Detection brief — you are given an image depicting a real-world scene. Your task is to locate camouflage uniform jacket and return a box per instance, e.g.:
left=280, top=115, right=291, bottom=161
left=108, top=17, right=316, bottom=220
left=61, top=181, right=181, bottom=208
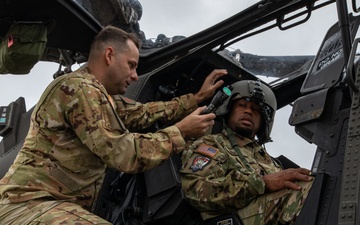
left=180, top=128, right=282, bottom=220
left=0, top=67, right=197, bottom=211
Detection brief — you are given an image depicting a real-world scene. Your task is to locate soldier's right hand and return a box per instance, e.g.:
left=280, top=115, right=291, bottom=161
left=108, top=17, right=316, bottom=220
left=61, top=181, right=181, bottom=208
left=175, top=106, right=216, bottom=140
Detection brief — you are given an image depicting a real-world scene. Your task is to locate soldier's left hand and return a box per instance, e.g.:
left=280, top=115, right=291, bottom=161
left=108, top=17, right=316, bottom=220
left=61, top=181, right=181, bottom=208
left=262, top=168, right=313, bottom=192
left=194, top=69, right=228, bottom=104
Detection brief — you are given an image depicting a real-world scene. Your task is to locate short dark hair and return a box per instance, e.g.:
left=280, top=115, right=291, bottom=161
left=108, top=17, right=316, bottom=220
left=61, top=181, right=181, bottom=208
left=90, top=25, right=140, bottom=54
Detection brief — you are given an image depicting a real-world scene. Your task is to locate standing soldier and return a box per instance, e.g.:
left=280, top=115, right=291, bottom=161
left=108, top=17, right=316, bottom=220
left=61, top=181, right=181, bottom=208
left=0, top=26, right=227, bottom=224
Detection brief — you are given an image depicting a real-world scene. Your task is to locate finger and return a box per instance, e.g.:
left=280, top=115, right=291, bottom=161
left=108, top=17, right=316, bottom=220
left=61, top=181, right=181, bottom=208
left=296, top=168, right=311, bottom=175
left=213, top=79, right=225, bottom=89
left=212, top=70, right=227, bottom=82
left=212, top=69, right=228, bottom=76
left=192, top=106, right=206, bottom=115
left=295, top=173, right=313, bottom=182
left=201, top=112, right=216, bottom=120
left=208, top=113, right=216, bottom=120
left=208, top=119, right=215, bottom=126
left=215, top=69, right=228, bottom=77
left=207, top=69, right=227, bottom=81
left=284, top=168, right=310, bottom=175
left=284, top=181, right=302, bottom=190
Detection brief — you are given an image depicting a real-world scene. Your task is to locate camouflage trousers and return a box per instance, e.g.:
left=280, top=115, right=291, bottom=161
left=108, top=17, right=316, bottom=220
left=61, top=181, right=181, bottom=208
left=0, top=199, right=111, bottom=224
left=238, top=180, right=313, bottom=225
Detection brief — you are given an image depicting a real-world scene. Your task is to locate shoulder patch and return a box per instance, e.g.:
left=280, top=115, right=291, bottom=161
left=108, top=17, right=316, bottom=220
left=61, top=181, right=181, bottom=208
left=112, top=95, right=136, bottom=105
left=190, top=156, right=211, bottom=172
left=121, top=96, right=136, bottom=104
left=195, top=144, right=219, bottom=158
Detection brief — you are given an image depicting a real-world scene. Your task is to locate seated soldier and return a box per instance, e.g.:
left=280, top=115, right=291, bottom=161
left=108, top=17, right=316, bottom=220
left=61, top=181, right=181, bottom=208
left=180, top=80, right=313, bottom=225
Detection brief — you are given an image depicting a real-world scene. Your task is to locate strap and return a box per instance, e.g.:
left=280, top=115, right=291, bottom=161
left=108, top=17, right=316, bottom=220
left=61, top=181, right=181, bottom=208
left=223, top=122, right=254, bottom=172
left=105, top=93, right=127, bottom=131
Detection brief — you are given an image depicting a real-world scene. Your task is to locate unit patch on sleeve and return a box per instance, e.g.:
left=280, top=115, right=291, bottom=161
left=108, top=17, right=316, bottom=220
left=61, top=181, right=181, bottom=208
left=190, top=156, right=211, bottom=172
left=195, top=144, right=219, bottom=158
left=112, top=95, right=136, bottom=105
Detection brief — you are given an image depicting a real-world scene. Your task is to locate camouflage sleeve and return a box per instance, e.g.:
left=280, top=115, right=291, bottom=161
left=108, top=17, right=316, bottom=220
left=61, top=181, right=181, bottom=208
left=180, top=140, right=266, bottom=211
left=66, top=84, right=186, bottom=173
left=112, top=94, right=198, bottom=131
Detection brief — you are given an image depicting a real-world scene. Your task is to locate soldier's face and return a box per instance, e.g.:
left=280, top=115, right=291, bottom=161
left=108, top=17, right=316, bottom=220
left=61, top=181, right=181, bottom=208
left=107, top=40, right=139, bottom=95
left=227, top=98, right=262, bottom=139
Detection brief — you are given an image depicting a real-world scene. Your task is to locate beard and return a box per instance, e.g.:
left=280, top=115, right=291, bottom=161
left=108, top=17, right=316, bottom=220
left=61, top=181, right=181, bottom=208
left=234, top=126, right=254, bottom=139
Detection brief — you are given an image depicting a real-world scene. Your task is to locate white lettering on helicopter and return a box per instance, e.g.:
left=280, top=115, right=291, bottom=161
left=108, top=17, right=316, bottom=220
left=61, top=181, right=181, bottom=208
left=317, top=48, right=343, bottom=70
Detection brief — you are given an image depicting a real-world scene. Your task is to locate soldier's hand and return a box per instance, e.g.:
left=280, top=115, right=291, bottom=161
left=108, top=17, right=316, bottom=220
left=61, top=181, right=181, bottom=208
left=262, top=168, right=313, bottom=192
left=175, top=106, right=216, bottom=139
left=194, top=69, right=228, bottom=104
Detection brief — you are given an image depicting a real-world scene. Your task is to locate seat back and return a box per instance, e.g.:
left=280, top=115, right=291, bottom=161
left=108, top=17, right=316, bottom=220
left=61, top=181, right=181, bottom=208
left=142, top=153, right=202, bottom=225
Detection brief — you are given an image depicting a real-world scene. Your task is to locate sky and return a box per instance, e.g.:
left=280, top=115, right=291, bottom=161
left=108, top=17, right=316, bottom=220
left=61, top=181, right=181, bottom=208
left=0, top=0, right=356, bottom=168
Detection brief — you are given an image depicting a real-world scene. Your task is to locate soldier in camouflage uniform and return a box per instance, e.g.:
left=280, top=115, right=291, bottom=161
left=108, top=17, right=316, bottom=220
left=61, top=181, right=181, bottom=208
left=180, top=80, right=313, bottom=225
left=0, top=26, right=228, bottom=224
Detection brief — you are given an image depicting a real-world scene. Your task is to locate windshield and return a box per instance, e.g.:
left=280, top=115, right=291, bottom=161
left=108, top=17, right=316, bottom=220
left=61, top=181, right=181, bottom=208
left=139, top=0, right=336, bottom=56
left=0, top=0, right=355, bottom=169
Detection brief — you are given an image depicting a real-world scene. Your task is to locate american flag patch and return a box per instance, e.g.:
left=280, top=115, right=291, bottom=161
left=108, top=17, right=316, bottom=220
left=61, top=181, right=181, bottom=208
left=196, top=144, right=219, bottom=157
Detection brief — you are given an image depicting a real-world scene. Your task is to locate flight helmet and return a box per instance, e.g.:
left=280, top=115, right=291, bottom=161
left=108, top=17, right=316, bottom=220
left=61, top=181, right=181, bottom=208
left=216, top=80, right=277, bottom=144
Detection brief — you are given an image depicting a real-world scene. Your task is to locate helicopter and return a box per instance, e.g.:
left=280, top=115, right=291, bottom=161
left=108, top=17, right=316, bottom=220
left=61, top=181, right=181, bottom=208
left=1, top=0, right=360, bottom=224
